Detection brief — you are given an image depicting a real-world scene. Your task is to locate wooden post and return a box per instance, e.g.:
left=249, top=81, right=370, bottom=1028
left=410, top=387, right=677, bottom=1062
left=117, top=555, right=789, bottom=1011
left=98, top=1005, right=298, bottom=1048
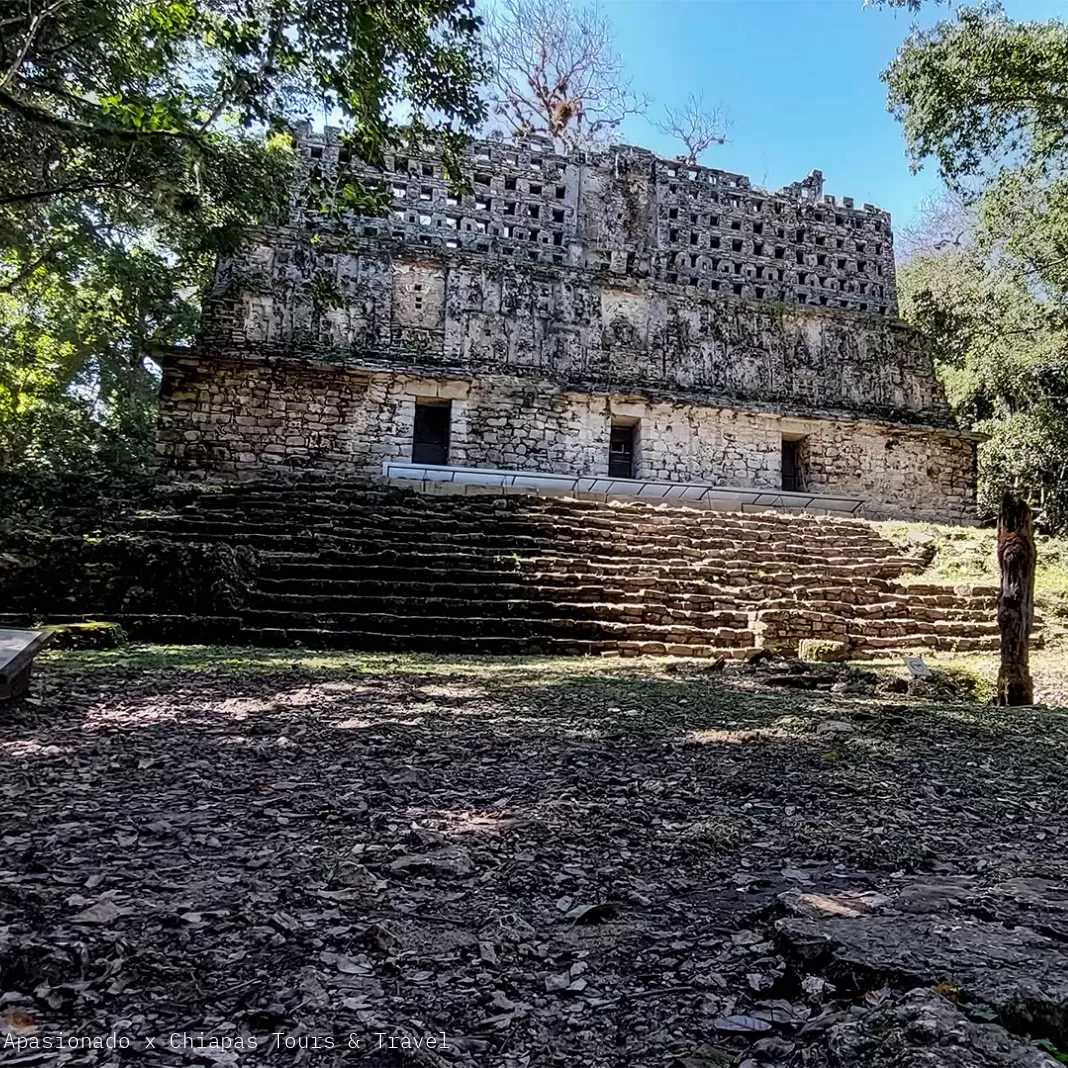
left=996, top=492, right=1036, bottom=706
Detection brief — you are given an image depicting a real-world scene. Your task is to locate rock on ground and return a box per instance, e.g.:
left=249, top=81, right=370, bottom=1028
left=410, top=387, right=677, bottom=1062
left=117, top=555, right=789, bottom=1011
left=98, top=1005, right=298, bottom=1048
left=828, top=989, right=1058, bottom=1067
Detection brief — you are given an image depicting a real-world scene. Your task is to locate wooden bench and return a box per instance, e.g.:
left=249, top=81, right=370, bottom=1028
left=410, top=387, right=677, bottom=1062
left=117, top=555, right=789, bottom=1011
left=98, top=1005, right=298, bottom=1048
left=0, top=628, right=54, bottom=703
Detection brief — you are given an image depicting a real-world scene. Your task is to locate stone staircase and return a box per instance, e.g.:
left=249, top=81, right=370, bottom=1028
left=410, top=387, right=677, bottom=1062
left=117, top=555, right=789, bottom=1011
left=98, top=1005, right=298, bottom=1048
left=110, top=481, right=1014, bottom=659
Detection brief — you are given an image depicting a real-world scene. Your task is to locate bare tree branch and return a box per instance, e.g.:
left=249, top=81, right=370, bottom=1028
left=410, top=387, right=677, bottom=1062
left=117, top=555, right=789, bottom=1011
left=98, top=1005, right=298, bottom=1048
left=655, top=93, right=730, bottom=165
left=899, top=188, right=977, bottom=261
left=482, top=0, right=647, bottom=149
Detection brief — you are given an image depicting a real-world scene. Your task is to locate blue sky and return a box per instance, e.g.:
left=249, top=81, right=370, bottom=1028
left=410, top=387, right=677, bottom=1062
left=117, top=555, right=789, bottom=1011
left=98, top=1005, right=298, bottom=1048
left=603, top=0, right=1062, bottom=232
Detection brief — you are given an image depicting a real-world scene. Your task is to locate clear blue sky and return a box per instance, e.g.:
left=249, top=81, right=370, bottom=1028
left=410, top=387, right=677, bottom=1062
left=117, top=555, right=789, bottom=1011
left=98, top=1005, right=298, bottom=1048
left=603, top=0, right=1062, bottom=233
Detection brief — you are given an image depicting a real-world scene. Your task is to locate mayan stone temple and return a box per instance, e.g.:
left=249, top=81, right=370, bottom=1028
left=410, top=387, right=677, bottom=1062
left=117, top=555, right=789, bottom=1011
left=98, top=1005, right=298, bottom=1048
left=158, top=126, right=976, bottom=522
left=132, top=127, right=1003, bottom=659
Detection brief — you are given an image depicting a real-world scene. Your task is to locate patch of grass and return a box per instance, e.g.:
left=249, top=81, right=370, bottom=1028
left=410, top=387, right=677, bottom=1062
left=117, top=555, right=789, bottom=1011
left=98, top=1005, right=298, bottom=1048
left=922, top=650, right=1068, bottom=709
left=39, top=643, right=1068, bottom=710
left=38, top=643, right=673, bottom=684
left=877, top=520, right=1068, bottom=630
left=45, top=620, right=128, bottom=650
left=878, top=521, right=996, bottom=585
left=1035, top=538, right=1068, bottom=626
left=929, top=664, right=998, bottom=704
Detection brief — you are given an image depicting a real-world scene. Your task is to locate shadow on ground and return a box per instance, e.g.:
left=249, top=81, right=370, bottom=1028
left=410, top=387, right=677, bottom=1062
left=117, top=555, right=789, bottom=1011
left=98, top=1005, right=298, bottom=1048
left=2, top=647, right=1067, bottom=1066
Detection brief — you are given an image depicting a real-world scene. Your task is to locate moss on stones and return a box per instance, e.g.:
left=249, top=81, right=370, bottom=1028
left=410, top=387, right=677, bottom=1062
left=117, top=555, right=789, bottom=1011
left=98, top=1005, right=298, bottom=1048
left=799, top=638, right=852, bottom=662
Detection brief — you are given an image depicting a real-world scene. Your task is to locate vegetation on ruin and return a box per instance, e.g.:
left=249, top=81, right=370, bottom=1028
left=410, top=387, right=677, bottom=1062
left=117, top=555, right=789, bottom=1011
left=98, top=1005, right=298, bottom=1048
left=0, top=0, right=487, bottom=478
left=3, top=532, right=258, bottom=618
left=877, top=520, right=1068, bottom=632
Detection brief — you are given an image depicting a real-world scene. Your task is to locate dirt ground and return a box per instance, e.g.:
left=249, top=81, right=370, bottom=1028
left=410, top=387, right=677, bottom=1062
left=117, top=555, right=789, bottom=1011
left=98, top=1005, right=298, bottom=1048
left=2, top=646, right=1068, bottom=1067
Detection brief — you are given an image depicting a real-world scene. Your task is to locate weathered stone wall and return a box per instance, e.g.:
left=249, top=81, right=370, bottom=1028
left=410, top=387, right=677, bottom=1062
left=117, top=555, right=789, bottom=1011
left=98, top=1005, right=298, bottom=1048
left=159, top=130, right=977, bottom=522
left=158, top=356, right=975, bottom=522
left=300, top=128, right=898, bottom=316
left=200, top=243, right=945, bottom=429
left=190, top=129, right=948, bottom=431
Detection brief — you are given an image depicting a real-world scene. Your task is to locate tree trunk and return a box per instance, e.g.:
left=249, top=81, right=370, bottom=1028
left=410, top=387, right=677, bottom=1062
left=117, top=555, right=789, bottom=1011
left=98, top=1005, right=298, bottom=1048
left=996, top=492, right=1036, bottom=706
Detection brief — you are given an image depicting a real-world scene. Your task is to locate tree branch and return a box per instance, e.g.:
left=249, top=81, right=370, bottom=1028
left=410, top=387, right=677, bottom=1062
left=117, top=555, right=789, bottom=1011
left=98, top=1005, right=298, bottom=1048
left=0, top=86, right=216, bottom=151
left=0, top=0, right=72, bottom=90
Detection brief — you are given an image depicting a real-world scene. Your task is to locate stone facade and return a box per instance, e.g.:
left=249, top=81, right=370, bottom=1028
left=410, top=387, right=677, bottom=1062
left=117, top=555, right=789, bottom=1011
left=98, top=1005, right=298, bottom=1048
left=158, top=127, right=977, bottom=522
left=160, top=359, right=975, bottom=522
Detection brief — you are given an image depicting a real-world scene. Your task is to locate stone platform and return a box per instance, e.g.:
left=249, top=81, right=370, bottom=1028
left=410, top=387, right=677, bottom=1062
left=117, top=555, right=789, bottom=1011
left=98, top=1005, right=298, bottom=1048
left=58, top=480, right=1013, bottom=658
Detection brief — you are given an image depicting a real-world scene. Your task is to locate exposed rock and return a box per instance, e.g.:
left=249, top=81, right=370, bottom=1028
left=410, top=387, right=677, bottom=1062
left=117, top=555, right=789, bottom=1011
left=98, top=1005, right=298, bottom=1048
left=778, top=888, right=889, bottom=920
left=828, top=989, right=1057, bottom=1067
left=777, top=878, right=1068, bottom=1043
left=799, top=639, right=852, bottom=663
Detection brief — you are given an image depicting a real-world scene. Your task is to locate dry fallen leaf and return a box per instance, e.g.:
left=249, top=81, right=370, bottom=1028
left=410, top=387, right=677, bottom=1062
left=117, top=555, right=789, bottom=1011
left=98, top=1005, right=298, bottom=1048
left=70, top=899, right=128, bottom=925
left=711, top=1014, right=773, bottom=1033
left=3, top=1009, right=38, bottom=1034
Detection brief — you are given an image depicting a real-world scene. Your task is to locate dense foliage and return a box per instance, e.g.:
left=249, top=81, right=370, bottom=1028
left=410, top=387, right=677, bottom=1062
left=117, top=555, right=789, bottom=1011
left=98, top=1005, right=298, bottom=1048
left=1, top=0, right=486, bottom=477
left=898, top=199, right=1068, bottom=530
left=881, top=1, right=1068, bottom=531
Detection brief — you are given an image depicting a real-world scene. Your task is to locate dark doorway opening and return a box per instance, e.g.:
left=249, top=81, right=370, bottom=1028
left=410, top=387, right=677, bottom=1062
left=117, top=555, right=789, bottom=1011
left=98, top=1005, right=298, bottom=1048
left=781, top=437, right=804, bottom=491
left=609, top=424, right=636, bottom=479
left=412, top=401, right=451, bottom=465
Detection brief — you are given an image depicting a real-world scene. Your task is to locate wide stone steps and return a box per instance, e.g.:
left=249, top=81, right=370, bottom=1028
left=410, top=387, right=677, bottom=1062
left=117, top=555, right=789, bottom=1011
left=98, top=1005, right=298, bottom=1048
left=246, top=592, right=752, bottom=627
left=147, top=491, right=896, bottom=532
left=149, top=504, right=897, bottom=543
left=243, top=630, right=754, bottom=658
left=148, top=540, right=915, bottom=582
left=140, top=520, right=910, bottom=572
left=846, top=616, right=1004, bottom=637
left=157, top=491, right=884, bottom=527
left=255, top=558, right=997, bottom=607
left=254, top=565, right=901, bottom=603
left=255, top=574, right=742, bottom=604
left=801, top=586, right=998, bottom=610
left=168, top=499, right=856, bottom=539
left=255, top=561, right=991, bottom=611
left=0, top=608, right=752, bottom=657
left=757, top=595, right=998, bottom=618
left=48, top=481, right=1014, bottom=659
left=851, top=633, right=1003, bottom=655
left=249, top=584, right=1003, bottom=630
left=243, top=629, right=607, bottom=655
left=252, top=547, right=912, bottom=582
left=238, top=609, right=757, bottom=647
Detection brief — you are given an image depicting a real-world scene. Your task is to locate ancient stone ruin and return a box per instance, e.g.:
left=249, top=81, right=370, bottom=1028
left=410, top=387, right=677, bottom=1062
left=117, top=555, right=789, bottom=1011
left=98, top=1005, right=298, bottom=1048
left=3, top=130, right=1006, bottom=658
left=158, top=126, right=977, bottom=524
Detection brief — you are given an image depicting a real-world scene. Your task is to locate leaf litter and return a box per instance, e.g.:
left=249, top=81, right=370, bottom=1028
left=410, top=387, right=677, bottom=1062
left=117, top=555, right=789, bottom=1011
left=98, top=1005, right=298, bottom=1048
left=1, top=650, right=1067, bottom=1066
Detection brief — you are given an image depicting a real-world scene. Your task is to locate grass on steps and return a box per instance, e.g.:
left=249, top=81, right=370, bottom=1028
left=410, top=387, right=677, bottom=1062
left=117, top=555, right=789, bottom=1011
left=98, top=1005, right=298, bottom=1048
left=876, top=521, right=1068, bottom=632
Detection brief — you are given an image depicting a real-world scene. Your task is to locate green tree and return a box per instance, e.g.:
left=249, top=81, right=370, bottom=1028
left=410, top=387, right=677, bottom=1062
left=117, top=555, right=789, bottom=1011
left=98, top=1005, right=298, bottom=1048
left=883, top=3, right=1068, bottom=188
left=898, top=197, right=1068, bottom=529
left=877, top=0, right=1068, bottom=530
left=0, top=0, right=486, bottom=475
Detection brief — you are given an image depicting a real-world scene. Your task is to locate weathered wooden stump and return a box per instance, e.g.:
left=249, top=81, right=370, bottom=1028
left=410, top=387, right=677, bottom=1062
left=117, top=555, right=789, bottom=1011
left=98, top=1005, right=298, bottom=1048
left=0, top=628, right=54, bottom=703
left=996, top=493, right=1036, bottom=706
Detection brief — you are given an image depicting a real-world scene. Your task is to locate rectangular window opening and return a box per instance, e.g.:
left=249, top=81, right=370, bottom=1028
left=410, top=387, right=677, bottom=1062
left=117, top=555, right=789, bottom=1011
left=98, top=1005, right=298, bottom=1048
left=412, top=400, right=451, bottom=466
left=609, top=422, right=637, bottom=479
left=781, top=436, right=806, bottom=491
